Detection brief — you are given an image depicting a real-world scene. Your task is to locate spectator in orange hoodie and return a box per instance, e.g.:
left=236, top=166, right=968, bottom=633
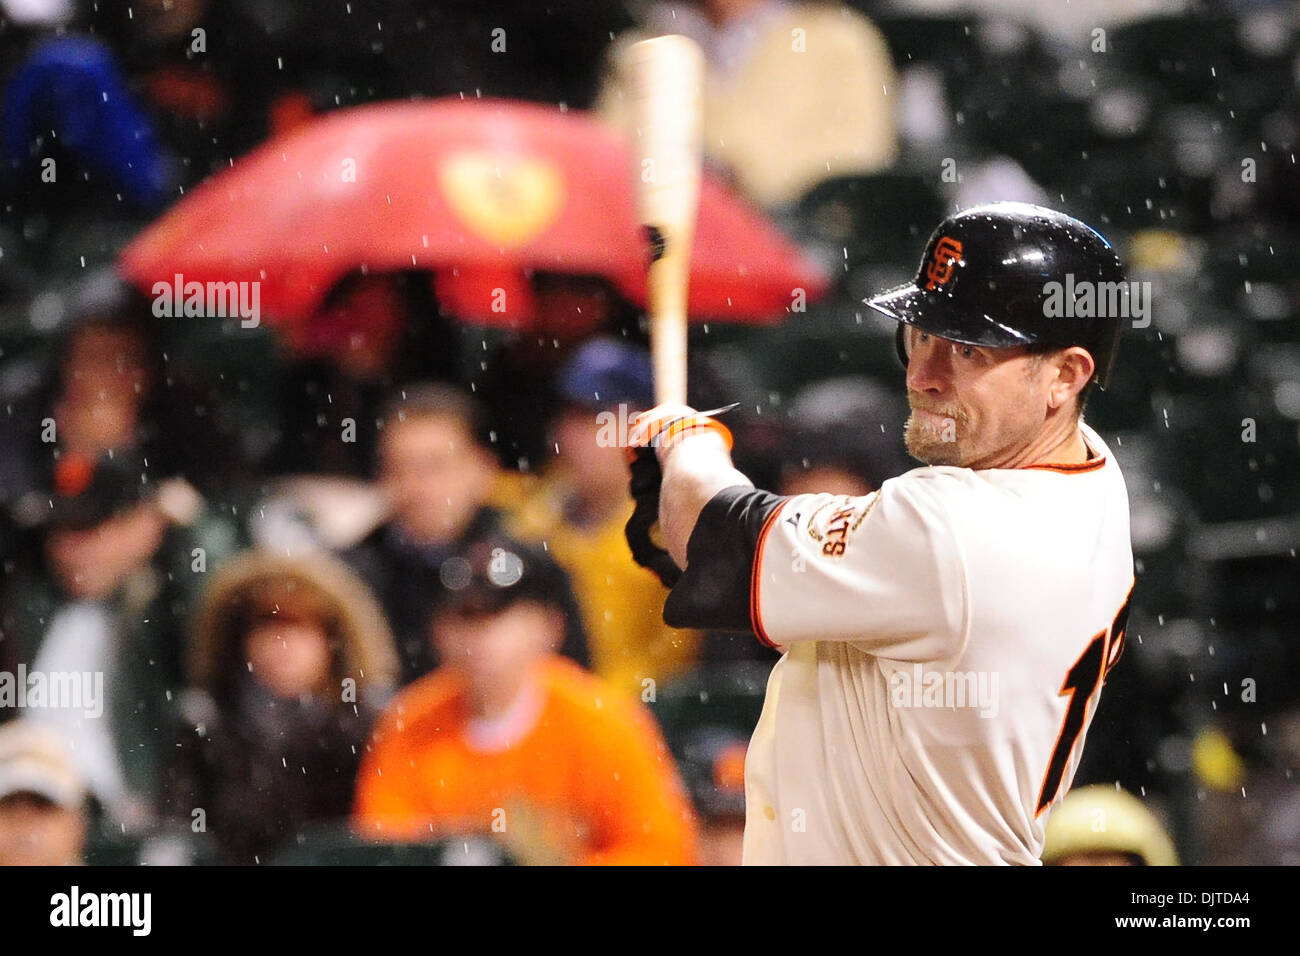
left=353, top=537, right=697, bottom=865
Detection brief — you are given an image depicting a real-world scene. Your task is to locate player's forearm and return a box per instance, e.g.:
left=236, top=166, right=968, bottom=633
left=659, top=433, right=753, bottom=569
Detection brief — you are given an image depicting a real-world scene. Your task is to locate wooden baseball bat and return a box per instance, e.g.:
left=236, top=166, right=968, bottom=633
left=627, top=34, right=705, bottom=407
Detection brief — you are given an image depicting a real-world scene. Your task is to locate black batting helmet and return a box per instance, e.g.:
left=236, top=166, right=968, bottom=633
left=865, top=202, right=1128, bottom=388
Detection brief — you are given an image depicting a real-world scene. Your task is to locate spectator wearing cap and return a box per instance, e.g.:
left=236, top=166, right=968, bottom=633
left=477, top=273, right=641, bottom=471
left=0, top=721, right=87, bottom=866
left=354, top=539, right=698, bottom=865
left=0, top=307, right=243, bottom=512
left=163, top=549, right=399, bottom=863
left=1041, top=784, right=1179, bottom=866
left=344, top=383, right=588, bottom=683
left=0, top=450, right=239, bottom=829
left=507, top=337, right=700, bottom=697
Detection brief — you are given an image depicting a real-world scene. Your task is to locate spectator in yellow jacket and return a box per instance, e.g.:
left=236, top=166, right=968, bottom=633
left=506, top=338, right=699, bottom=698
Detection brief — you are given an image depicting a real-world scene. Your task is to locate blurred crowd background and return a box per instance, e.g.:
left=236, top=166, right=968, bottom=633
left=1, top=0, right=1298, bottom=866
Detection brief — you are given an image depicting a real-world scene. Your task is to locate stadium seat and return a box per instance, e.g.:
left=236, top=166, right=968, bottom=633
left=83, top=822, right=221, bottom=866
left=1107, top=15, right=1245, bottom=104
left=653, top=662, right=772, bottom=750
left=271, top=823, right=516, bottom=866
left=1055, top=146, right=1210, bottom=233
left=874, top=13, right=983, bottom=86
left=1155, top=377, right=1300, bottom=523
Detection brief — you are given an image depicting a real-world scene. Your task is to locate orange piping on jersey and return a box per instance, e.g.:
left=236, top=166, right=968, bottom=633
left=749, top=500, right=791, bottom=649
left=1021, top=457, right=1106, bottom=474
left=1103, top=578, right=1136, bottom=680
left=1022, top=434, right=1107, bottom=474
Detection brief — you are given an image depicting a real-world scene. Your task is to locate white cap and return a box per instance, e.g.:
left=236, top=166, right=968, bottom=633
left=0, top=722, right=85, bottom=809
left=0, top=0, right=73, bottom=27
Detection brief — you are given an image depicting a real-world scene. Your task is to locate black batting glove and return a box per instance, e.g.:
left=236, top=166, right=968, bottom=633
left=625, top=444, right=683, bottom=588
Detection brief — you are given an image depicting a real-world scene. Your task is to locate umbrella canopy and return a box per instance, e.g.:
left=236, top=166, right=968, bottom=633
left=119, top=98, right=827, bottom=328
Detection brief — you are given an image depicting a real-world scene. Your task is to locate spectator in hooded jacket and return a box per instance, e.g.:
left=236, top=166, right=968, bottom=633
left=165, top=548, right=399, bottom=864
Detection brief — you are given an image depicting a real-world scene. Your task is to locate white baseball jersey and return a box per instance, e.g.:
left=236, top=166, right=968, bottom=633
left=741, top=422, right=1133, bottom=865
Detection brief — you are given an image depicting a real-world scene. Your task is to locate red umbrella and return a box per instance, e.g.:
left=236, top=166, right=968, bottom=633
left=119, top=98, right=827, bottom=330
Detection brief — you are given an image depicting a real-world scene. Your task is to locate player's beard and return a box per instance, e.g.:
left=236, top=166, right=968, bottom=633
left=904, top=399, right=971, bottom=465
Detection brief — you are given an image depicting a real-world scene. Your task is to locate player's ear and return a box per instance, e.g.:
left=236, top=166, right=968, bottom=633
left=1046, top=347, right=1094, bottom=411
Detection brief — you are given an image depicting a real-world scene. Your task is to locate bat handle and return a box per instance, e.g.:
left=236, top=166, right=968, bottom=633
left=649, top=248, right=689, bottom=407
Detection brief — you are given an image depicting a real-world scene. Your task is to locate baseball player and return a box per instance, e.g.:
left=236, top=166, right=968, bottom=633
left=625, top=202, right=1135, bottom=865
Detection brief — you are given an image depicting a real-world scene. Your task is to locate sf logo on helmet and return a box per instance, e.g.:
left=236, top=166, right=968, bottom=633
left=924, top=237, right=964, bottom=291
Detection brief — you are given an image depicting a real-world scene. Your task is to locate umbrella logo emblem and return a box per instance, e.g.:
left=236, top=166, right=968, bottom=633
left=439, top=153, right=565, bottom=248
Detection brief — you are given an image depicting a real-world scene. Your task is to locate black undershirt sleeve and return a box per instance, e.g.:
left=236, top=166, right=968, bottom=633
left=662, top=485, right=789, bottom=631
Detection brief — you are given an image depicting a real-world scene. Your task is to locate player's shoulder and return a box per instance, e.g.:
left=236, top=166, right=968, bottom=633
left=779, top=471, right=966, bottom=563
left=870, top=467, right=986, bottom=544
left=878, top=463, right=989, bottom=510
left=870, top=444, right=1116, bottom=522
left=781, top=467, right=972, bottom=525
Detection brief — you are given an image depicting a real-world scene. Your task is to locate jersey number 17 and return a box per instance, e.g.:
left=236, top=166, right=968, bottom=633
left=1035, top=587, right=1133, bottom=815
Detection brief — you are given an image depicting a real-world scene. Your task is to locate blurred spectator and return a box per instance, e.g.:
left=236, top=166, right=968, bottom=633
left=353, top=539, right=697, bottom=865
left=778, top=375, right=911, bottom=496
left=948, top=155, right=1052, bottom=212
left=164, top=549, right=398, bottom=864
left=79, top=0, right=336, bottom=186
left=508, top=337, right=699, bottom=696
left=344, top=383, right=588, bottom=682
left=677, top=726, right=749, bottom=866
left=596, top=0, right=898, bottom=207
left=0, top=721, right=87, bottom=866
left=0, top=451, right=238, bottom=828
left=1252, top=709, right=1300, bottom=866
left=1190, top=709, right=1300, bottom=865
left=1042, top=784, right=1179, bottom=865
left=652, top=662, right=770, bottom=865
left=1, top=303, right=242, bottom=507
left=479, top=272, right=640, bottom=470
left=1, top=34, right=169, bottom=218
left=268, top=271, right=458, bottom=478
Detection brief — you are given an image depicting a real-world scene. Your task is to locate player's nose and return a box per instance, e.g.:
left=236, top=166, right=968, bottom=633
left=904, top=334, right=951, bottom=394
